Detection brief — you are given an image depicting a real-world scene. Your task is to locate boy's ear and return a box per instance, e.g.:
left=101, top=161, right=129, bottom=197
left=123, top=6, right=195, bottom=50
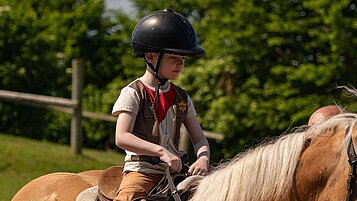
left=145, top=52, right=156, bottom=63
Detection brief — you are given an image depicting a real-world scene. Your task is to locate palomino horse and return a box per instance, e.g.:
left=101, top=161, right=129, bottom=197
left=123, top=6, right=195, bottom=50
left=11, top=169, right=104, bottom=201
left=190, top=112, right=357, bottom=201
left=12, top=113, right=357, bottom=201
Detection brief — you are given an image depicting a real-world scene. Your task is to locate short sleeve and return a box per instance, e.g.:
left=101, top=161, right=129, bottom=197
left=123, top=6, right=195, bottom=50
left=186, top=95, right=197, bottom=119
left=112, top=86, right=140, bottom=116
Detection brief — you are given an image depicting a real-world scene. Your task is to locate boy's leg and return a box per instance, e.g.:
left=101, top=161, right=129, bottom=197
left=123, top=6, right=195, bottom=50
left=114, top=171, right=163, bottom=201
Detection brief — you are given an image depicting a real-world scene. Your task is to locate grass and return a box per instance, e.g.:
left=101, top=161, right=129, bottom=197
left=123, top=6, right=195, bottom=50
left=0, top=133, right=125, bottom=201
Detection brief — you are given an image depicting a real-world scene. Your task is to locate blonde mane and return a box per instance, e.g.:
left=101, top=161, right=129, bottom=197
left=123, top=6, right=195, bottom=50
left=190, top=112, right=357, bottom=201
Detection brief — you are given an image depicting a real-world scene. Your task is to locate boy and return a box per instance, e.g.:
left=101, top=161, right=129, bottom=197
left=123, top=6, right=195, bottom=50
left=112, top=9, right=210, bottom=200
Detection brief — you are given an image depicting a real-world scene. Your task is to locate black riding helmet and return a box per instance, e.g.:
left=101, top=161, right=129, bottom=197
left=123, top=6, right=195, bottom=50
left=131, top=8, right=205, bottom=58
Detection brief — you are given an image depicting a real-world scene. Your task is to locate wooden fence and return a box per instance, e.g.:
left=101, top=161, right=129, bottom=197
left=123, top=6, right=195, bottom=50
left=0, top=59, right=223, bottom=155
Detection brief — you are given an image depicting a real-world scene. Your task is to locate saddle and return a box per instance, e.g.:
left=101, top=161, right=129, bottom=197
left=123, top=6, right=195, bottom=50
left=133, top=167, right=188, bottom=201
left=94, top=165, right=196, bottom=201
left=98, top=166, right=123, bottom=201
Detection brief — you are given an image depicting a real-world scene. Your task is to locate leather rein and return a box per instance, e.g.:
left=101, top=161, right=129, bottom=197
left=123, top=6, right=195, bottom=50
left=346, top=122, right=357, bottom=201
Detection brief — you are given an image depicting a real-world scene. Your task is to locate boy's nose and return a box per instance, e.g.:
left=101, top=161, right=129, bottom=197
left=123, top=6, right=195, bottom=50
left=178, top=58, right=185, bottom=65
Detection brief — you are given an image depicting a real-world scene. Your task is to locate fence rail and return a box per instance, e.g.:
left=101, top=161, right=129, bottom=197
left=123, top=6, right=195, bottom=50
left=0, top=59, right=224, bottom=154
left=0, top=90, right=77, bottom=108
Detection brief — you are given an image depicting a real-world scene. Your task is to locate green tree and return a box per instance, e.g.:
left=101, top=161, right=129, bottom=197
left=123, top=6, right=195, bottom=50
left=0, top=0, right=70, bottom=137
left=131, top=0, right=357, bottom=160
left=0, top=0, right=139, bottom=146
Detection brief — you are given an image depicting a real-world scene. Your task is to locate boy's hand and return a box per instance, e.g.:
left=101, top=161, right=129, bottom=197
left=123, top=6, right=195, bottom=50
left=188, top=156, right=209, bottom=176
left=159, top=148, right=182, bottom=173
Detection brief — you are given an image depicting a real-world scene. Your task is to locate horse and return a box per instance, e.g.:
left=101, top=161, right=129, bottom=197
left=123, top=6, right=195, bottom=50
left=189, top=112, right=357, bottom=201
left=11, top=112, right=357, bottom=201
left=11, top=169, right=103, bottom=201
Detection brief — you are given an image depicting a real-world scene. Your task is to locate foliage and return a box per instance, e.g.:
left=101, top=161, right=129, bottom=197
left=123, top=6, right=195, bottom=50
left=0, top=0, right=139, bottom=146
left=0, top=0, right=357, bottom=162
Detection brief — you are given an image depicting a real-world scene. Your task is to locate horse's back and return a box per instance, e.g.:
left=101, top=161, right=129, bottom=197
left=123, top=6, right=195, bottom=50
left=12, top=171, right=103, bottom=201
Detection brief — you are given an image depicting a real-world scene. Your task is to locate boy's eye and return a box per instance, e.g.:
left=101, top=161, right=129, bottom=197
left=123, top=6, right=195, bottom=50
left=169, top=56, right=185, bottom=62
left=169, top=57, right=178, bottom=62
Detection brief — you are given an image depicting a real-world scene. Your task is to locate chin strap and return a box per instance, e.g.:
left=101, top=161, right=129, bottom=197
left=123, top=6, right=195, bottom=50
left=144, top=53, right=167, bottom=85
left=144, top=52, right=168, bottom=121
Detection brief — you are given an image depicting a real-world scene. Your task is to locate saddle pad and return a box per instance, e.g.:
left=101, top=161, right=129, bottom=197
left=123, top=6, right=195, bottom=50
left=76, top=186, right=98, bottom=201
left=98, top=166, right=124, bottom=200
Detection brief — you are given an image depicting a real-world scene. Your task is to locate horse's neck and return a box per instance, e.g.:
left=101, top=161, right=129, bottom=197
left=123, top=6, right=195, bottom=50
left=294, top=129, right=348, bottom=200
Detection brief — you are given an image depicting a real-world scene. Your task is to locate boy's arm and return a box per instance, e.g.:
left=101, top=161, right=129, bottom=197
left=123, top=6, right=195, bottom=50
left=115, top=111, right=182, bottom=172
left=184, top=116, right=210, bottom=175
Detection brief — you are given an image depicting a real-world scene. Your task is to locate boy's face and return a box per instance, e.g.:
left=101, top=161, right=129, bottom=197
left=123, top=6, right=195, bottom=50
left=149, top=53, right=186, bottom=80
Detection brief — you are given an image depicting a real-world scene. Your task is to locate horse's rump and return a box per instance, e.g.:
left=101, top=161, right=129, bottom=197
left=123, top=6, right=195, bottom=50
left=11, top=171, right=103, bottom=201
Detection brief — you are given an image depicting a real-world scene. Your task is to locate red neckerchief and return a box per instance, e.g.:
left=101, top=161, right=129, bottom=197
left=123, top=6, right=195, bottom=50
left=143, top=83, right=176, bottom=123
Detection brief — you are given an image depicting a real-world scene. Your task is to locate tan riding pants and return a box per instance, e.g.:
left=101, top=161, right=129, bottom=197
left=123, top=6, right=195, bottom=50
left=113, top=171, right=163, bottom=201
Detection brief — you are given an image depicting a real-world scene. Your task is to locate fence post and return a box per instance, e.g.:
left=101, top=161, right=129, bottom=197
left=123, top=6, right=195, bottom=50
left=71, top=59, right=83, bottom=155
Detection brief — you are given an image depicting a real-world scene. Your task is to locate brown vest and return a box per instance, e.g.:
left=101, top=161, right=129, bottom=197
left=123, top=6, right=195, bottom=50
left=129, top=80, right=188, bottom=148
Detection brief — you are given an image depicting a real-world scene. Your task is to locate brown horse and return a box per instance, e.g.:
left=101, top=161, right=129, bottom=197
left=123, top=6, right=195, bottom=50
left=11, top=169, right=103, bottom=201
left=190, top=112, right=357, bottom=201
left=12, top=113, right=357, bottom=201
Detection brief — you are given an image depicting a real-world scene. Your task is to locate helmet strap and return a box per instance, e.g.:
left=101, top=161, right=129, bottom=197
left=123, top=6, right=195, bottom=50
left=144, top=53, right=168, bottom=85
left=144, top=52, right=168, bottom=120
